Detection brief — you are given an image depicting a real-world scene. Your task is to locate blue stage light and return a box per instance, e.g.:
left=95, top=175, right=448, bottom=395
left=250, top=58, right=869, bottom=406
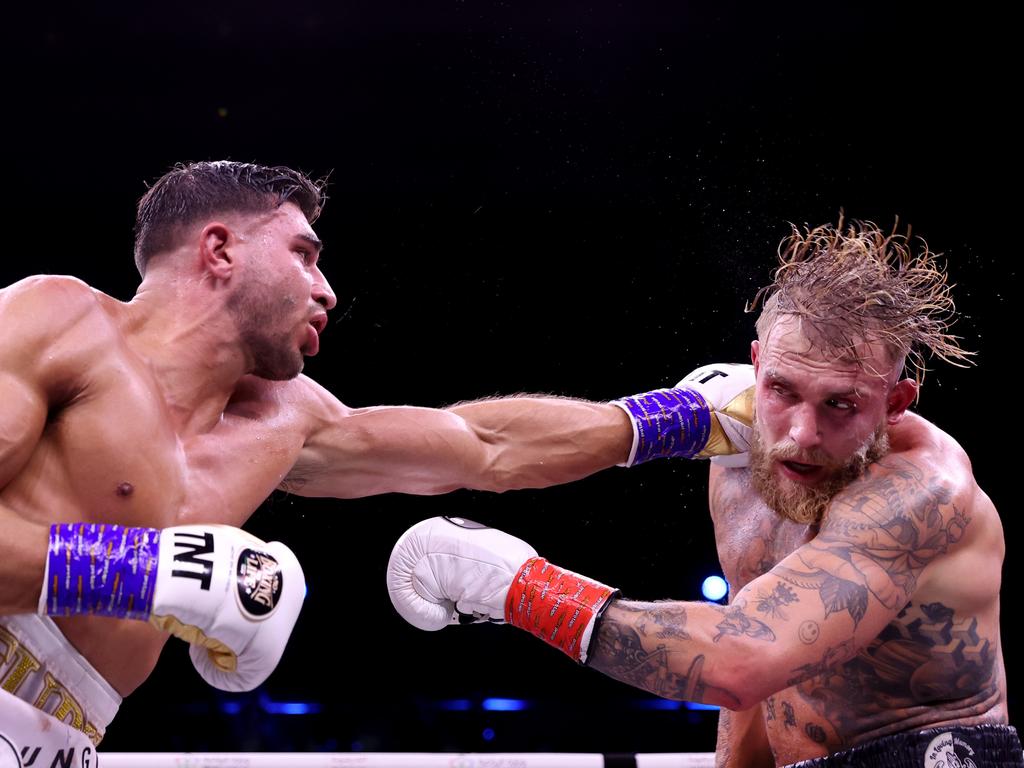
left=482, top=698, right=529, bottom=711
left=260, top=699, right=321, bottom=715
left=702, top=575, right=729, bottom=601
left=633, top=699, right=683, bottom=710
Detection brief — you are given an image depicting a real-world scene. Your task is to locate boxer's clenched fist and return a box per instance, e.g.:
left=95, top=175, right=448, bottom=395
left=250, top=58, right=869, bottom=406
left=387, top=517, right=617, bottom=664
left=612, top=363, right=754, bottom=467
left=42, top=523, right=306, bottom=691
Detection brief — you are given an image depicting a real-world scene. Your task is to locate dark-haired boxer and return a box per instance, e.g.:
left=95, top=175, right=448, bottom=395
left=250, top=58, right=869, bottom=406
left=389, top=222, right=1020, bottom=767
left=0, top=160, right=743, bottom=755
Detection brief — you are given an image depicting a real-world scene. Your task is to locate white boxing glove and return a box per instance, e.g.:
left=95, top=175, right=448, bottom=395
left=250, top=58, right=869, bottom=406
left=387, top=517, right=618, bottom=664
left=678, top=362, right=755, bottom=467
left=154, top=525, right=306, bottom=691
left=387, top=516, right=537, bottom=630
left=612, top=362, right=755, bottom=468
left=41, top=523, right=305, bottom=692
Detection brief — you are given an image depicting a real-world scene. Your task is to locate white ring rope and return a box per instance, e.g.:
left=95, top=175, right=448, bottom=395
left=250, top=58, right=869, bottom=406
left=100, top=753, right=715, bottom=767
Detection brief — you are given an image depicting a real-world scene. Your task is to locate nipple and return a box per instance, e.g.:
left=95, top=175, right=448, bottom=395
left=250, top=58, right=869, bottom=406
left=116, top=482, right=135, bottom=497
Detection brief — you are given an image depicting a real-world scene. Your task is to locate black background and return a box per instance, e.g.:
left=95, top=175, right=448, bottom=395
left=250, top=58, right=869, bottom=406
left=4, top=1, right=1017, bottom=755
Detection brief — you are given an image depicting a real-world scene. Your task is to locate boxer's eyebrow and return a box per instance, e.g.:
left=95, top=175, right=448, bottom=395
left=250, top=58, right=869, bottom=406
left=296, top=234, right=323, bottom=253
left=765, top=373, right=863, bottom=400
left=828, top=387, right=862, bottom=399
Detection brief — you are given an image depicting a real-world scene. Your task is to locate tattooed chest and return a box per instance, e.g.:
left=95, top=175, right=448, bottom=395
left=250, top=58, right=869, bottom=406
left=766, top=600, right=1001, bottom=754
left=711, top=479, right=811, bottom=590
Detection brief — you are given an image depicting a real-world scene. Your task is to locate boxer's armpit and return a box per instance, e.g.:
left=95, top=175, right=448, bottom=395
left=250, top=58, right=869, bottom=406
left=715, top=704, right=775, bottom=768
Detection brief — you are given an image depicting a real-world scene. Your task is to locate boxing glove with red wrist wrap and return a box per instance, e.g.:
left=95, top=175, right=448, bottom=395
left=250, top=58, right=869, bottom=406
left=386, top=516, right=617, bottom=664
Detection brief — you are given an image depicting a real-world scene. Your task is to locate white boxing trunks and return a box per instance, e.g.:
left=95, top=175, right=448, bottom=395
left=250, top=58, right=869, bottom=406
left=0, top=614, right=120, bottom=765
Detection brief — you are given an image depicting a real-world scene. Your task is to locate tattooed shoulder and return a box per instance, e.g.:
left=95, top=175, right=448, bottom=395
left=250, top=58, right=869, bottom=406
left=811, top=453, right=971, bottom=607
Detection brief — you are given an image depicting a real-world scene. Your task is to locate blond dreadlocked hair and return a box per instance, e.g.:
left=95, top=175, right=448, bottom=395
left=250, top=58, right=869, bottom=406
left=749, top=217, right=973, bottom=385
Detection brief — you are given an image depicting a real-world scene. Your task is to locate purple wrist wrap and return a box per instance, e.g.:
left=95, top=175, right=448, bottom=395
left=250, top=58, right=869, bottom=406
left=45, top=523, right=161, bottom=620
left=616, top=387, right=712, bottom=464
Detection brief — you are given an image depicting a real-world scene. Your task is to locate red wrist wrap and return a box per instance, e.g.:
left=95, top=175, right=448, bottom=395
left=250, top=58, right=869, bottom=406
left=504, top=557, right=617, bottom=663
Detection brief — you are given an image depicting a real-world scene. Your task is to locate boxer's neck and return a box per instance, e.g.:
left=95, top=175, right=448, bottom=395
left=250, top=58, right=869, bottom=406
left=121, top=278, right=253, bottom=435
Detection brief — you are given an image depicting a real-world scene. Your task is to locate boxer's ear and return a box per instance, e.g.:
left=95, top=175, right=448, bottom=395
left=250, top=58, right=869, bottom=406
left=199, top=222, right=234, bottom=280
left=886, top=378, right=918, bottom=424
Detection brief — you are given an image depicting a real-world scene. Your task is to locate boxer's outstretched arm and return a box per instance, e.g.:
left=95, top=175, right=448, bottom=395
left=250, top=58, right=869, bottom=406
left=282, top=375, right=632, bottom=498
left=282, top=363, right=755, bottom=498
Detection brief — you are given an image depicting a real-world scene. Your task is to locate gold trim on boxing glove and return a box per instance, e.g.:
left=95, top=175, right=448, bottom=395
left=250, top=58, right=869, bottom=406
left=696, top=385, right=755, bottom=458
left=149, top=614, right=238, bottom=672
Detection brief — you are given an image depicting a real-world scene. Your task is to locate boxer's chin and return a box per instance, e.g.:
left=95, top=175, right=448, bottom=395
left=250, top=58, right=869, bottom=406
left=750, top=426, right=890, bottom=526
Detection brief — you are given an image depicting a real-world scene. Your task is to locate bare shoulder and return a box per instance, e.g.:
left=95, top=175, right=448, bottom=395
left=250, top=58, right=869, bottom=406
left=838, top=410, right=980, bottom=507
left=822, top=417, right=971, bottom=549
left=0, top=275, right=119, bottom=390
left=815, top=411, right=999, bottom=610
left=0, top=275, right=121, bottom=349
left=234, top=373, right=352, bottom=431
left=889, top=411, right=973, bottom=474
left=0, top=274, right=106, bottom=326
left=880, top=411, right=994, bottom=532
left=273, top=374, right=350, bottom=415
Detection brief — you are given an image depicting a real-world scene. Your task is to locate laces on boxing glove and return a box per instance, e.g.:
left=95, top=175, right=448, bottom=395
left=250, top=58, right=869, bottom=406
left=454, top=609, right=505, bottom=625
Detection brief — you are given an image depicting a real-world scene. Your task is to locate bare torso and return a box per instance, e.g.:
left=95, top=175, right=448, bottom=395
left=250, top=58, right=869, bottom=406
left=1, top=281, right=315, bottom=695
left=709, top=416, right=1007, bottom=765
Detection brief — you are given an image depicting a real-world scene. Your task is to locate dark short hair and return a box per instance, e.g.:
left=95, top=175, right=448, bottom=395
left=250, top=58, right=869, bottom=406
left=133, top=160, right=326, bottom=276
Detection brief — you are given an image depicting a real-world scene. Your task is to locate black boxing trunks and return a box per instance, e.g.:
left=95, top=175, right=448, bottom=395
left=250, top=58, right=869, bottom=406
left=785, top=724, right=1023, bottom=768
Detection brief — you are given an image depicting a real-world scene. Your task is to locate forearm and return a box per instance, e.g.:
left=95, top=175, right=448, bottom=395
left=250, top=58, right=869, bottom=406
left=290, top=365, right=753, bottom=497
left=448, top=397, right=632, bottom=490
left=586, top=599, right=763, bottom=709
left=451, top=363, right=756, bottom=488
left=389, top=518, right=783, bottom=707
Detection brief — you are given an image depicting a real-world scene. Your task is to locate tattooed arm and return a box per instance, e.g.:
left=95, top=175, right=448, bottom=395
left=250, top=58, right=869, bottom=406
left=588, top=453, right=972, bottom=710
